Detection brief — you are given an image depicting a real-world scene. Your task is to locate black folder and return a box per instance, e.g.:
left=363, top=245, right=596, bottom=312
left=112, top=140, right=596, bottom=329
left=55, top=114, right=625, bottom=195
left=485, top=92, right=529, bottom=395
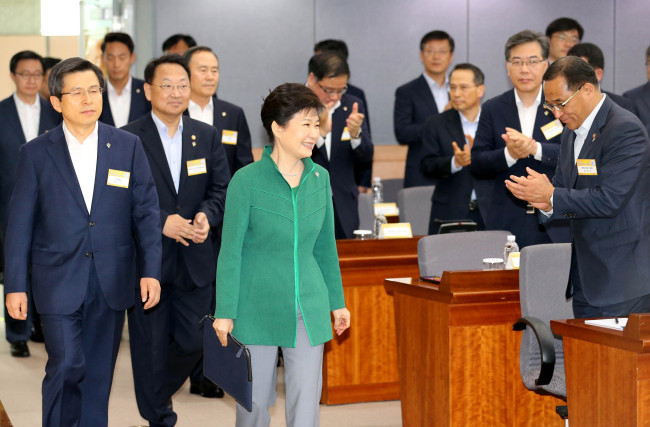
left=201, top=315, right=253, bottom=411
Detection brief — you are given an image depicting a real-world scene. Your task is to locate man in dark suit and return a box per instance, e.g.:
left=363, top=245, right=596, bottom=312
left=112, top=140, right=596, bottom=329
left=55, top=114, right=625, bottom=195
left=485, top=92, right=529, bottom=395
left=314, top=39, right=373, bottom=191
left=162, top=33, right=197, bottom=55
left=546, top=17, right=583, bottom=63
left=506, top=56, right=650, bottom=318
left=123, top=55, right=230, bottom=427
left=98, top=32, right=150, bottom=127
left=420, top=63, right=485, bottom=234
left=4, top=57, right=161, bottom=427
left=306, top=52, right=373, bottom=239
left=623, top=45, right=650, bottom=129
left=567, top=43, right=636, bottom=113
left=183, top=46, right=253, bottom=177
left=471, top=30, right=567, bottom=248
left=0, top=50, right=61, bottom=358
left=394, top=30, right=454, bottom=188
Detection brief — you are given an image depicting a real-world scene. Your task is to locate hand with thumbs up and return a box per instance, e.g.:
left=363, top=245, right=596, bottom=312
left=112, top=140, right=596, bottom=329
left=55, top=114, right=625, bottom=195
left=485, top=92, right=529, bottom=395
left=345, top=102, right=365, bottom=139
left=452, top=134, right=474, bottom=168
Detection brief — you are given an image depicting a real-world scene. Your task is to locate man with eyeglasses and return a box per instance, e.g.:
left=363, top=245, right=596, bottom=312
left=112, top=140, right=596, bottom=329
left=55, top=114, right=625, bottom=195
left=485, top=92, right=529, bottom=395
left=306, top=52, right=373, bottom=239
left=122, top=55, right=230, bottom=427
left=420, top=63, right=486, bottom=234
left=394, top=30, right=454, bottom=188
left=98, top=32, right=151, bottom=128
left=623, top=45, right=650, bottom=129
left=471, top=30, right=568, bottom=248
left=567, top=43, right=635, bottom=113
left=0, top=50, right=60, bottom=359
left=4, top=57, right=162, bottom=427
left=546, top=17, right=584, bottom=64
left=506, top=56, right=650, bottom=318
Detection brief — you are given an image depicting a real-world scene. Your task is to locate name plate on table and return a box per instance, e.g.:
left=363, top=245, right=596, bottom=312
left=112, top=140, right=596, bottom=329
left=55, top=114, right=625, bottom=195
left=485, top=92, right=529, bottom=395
left=505, top=252, right=520, bottom=269
left=381, top=222, right=413, bottom=239
left=374, top=202, right=399, bottom=216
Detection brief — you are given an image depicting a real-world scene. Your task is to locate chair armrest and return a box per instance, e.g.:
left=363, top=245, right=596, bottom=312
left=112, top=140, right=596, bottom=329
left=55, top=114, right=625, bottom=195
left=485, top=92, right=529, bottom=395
left=513, top=316, right=556, bottom=386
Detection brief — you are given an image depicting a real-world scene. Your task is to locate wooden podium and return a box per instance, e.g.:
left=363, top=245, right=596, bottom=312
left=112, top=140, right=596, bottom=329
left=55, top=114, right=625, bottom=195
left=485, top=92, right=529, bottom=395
left=551, top=314, right=650, bottom=427
left=321, top=237, right=420, bottom=405
left=385, top=270, right=565, bottom=427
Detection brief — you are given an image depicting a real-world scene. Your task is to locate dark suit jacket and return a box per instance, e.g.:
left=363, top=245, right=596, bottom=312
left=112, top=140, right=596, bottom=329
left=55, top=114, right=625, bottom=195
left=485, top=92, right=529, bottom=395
left=420, top=109, right=473, bottom=233
left=540, top=97, right=650, bottom=306
left=602, top=90, right=635, bottom=114
left=99, top=77, right=151, bottom=127
left=183, top=95, right=254, bottom=177
left=394, top=74, right=440, bottom=187
left=0, top=95, right=60, bottom=229
left=624, top=81, right=650, bottom=128
left=311, top=94, right=373, bottom=239
left=470, top=89, right=563, bottom=248
left=4, top=122, right=162, bottom=315
left=122, top=114, right=230, bottom=288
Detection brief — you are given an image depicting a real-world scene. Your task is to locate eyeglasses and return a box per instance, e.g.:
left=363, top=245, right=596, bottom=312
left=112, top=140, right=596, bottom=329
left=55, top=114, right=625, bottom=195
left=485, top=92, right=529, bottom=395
left=507, top=58, right=546, bottom=68
left=60, top=86, right=103, bottom=99
left=155, top=83, right=190, bottom=94
left=422, top=49, right=451, bottom=57
left=553, top=34, right=580, bottom=44
left=543, top=84, right=584, bottom=113
left=449, top=84, right=478, bottom=93
left=317, top=81, right=347, bottom=96
left=14, top=72, right=44, bottom=80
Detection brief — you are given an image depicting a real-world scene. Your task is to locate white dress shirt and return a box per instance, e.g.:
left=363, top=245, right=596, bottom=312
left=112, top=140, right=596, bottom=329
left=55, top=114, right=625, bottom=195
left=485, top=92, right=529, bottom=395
left=315, top=100, right=362, bottom=160
left=505, top=87, right=543, bottom=167
left=107, top=76, right=132, bottom=128
left=188, top=98, right=214, bottom=126
left=422, top=72, right=449, bottom=112
left=63, top=121, right=99, bottom=213
left=152, top=112, right=183, bottom=192
left=13, top=92, right=40, bottom=142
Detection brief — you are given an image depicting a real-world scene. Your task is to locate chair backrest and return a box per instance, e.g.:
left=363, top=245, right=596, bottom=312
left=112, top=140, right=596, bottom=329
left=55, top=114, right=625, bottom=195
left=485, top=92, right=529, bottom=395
left=417, top=230, right=510, bottom=277
left=397, top=185, right=435, bottom=236
left=381, top=178, right=404, bottom=203
left=357, top=193, right=374, bottom=231
left=518, top=243, right=573, bottom=398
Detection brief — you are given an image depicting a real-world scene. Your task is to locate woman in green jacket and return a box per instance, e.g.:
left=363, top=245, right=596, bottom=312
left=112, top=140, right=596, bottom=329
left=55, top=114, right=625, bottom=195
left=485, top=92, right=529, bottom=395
left=213, top=83, right=350, bottom=426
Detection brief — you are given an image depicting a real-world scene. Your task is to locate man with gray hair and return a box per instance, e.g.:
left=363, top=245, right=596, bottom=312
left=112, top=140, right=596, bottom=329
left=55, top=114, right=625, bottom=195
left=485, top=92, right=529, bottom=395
left=471, top=30, right=567, bottom=248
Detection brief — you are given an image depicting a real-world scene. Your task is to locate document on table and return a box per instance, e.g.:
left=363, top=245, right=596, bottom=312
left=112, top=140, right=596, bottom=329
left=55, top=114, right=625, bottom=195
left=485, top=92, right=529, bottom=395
left=585, top=318, right=627, bottom=331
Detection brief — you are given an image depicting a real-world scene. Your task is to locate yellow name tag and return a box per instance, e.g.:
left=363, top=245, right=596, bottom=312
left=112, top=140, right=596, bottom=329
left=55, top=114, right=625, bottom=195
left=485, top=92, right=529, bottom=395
left=374, top=202, right=399, bottom=216
left=381, top=223, right=413, bottom=239
left=506, top=252, right=520, bottom=269
left=221, top=130, right=238, bottom=145
left=107, top=169, right=130, bottom=188
left=187, top=158, right=207, bottom=176
left=577, top=159, right=597, bottom=175
left=341, top=127, right=351, bottom=141
left=541, top=119, right=563, bottom=140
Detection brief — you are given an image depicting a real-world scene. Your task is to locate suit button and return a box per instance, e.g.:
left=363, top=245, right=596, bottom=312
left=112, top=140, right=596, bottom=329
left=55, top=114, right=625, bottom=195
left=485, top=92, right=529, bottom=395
left=89, top=222, right=95, bottom=227
left=85, top=252, right=91, bottom=257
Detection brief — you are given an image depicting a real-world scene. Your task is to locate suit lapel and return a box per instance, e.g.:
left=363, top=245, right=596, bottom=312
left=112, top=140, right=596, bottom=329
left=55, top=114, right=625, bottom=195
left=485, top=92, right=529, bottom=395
left=504, top=91, right=522, bottom=132
left=140, top=115, right=177, bottom=195
left=178, top=118, right=194, bottom=195
left=89, top=123, right=113, bottom=212
left=642, top=82, right=650, bottom=114
left=101, top=91, right=114, bottom=126
left=447, top=110, right=467, bottom=148
left=128, top=82, right=142, bottom=122
left=45, top=125, right=89, bottom=215
left=567, top=132, right=579, bottom=187
left=416, top=75, right=438, bottom=114
left=7, top=98, right=27, bottom=143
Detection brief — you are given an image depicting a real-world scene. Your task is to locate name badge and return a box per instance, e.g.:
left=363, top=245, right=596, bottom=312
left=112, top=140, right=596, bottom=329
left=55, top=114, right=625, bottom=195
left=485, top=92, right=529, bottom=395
left=381, top=223, right=413, bottom=239
left=107, top=169, right=130, bottom=188
left=221, top=130, right=238, bottom=145
left=187, top=158, right=207, bottom=176
left=374, top=202, right=399, bottom=216
left=541, top=119, right=563, bottom=140
left=577, top=159, right=597, bottom=175
left=341, top=127, right=351, bottom=141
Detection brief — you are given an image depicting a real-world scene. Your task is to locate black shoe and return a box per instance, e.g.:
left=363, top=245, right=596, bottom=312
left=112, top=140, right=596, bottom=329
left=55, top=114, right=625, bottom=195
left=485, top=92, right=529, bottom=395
left=190, top=380, right=224, bottom=398
left=10, top=341, right=30, bottom=357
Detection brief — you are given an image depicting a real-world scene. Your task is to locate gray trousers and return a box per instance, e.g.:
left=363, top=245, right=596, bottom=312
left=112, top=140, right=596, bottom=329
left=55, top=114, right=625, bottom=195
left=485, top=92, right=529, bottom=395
left=236, top=311, right=324, bottom=427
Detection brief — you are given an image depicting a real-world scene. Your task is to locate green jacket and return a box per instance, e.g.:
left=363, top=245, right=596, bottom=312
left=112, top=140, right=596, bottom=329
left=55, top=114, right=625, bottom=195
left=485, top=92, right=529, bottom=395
left=215, top=146, right=346, bottom=347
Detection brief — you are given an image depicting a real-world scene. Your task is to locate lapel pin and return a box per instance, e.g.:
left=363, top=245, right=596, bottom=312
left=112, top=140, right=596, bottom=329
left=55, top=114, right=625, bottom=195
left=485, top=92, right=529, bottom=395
left=136, top=88, right=141, bottom=93
left=192, top=141, right=196, bottom=147
left=106, top=142, right=111, bottom=148
left=222, top=112, right=227, bottom=117
left=315, top=171, right=319, bottom=177
left=544, top=111, right=549, bottom=116
left=343, top=106, right=348, bottom=112
left=592, top=133, right=596, bottom=142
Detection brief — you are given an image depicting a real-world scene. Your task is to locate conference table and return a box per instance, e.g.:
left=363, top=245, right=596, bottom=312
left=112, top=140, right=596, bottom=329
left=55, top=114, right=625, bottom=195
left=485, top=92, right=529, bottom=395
left=321, top=236, right=421, bottom=405
left=385, top=270, right=565, bottom=426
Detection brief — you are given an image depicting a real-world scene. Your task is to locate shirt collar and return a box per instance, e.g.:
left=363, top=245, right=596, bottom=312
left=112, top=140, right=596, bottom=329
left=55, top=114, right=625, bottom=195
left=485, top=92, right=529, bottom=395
left=514, top=86, right=542, bottom=108
left=459, top=108, right=481, bottom=126
left=13, top=92, right=39, bottom=108
left=422, top=72, right=449, bottom=90
left=575, top=93, right=607, bottom=138
left=62, top=120, right=98, bottom=145
left=107, top=75, right=132, bottom=95
left=188, top=97, right=213, bottom=112
left=151, top=111, right=183, bottom=137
